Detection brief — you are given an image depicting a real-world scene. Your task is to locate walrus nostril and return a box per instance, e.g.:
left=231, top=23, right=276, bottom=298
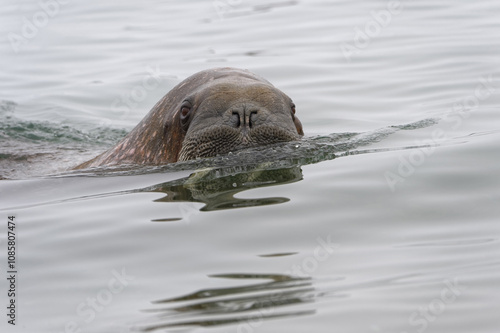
left=249, top=111, right=258, bottom=129
left=231, top=111, right=241, bottom=128
left=230, top=106, right=262, bottom=130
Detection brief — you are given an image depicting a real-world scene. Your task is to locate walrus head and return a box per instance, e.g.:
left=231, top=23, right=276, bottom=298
left=176, top=74, right=303, bottom=161
left=74, top=68, right=303, bottom=169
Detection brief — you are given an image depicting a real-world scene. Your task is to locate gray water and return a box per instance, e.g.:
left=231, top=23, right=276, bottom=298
left=1, top=0, right=500, bottom=332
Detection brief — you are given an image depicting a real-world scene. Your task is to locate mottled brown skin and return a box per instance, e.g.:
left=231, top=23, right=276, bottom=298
left=74, top=67, right=303, bottom=169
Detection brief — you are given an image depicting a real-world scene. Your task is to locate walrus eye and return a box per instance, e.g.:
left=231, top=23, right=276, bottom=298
left=290, top=102, right=304, bottom=136
left=180, top=101, right=193, bottom=131
left=290, top=103, right=297, bottom=120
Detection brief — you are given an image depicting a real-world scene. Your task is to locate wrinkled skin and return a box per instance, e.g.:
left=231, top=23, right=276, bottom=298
left=74, top=67, right=303, bottom=169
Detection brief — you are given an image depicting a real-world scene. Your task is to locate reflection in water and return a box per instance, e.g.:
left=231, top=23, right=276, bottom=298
left=133, top=132, right=361, bottom=218
left=132, top=133, right=347, bottom=217
left=141, top=165, right=302, bottom=212
left=137, top=273, right=316, bottom=332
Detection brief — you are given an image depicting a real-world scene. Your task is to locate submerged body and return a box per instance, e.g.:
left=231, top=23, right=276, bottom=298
left=75, top=67, right=303, bottom=169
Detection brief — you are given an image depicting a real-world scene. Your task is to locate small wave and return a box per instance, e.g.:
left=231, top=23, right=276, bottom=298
left=391, top=118, right=440, bottom=131
left=2, top=115, right=440, bottom=180
left=0, top=116, right=127, bottom=146
left=65, top=117, right=440, bottom=179
left=0, top=111, right=128, bottom=179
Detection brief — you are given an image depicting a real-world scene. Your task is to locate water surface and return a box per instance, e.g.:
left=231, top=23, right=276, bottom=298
left=1, top=0, right=500, bottom=332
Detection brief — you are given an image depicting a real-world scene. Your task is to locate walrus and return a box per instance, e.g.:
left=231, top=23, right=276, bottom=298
left=74, top=67, right=303, bottom=169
